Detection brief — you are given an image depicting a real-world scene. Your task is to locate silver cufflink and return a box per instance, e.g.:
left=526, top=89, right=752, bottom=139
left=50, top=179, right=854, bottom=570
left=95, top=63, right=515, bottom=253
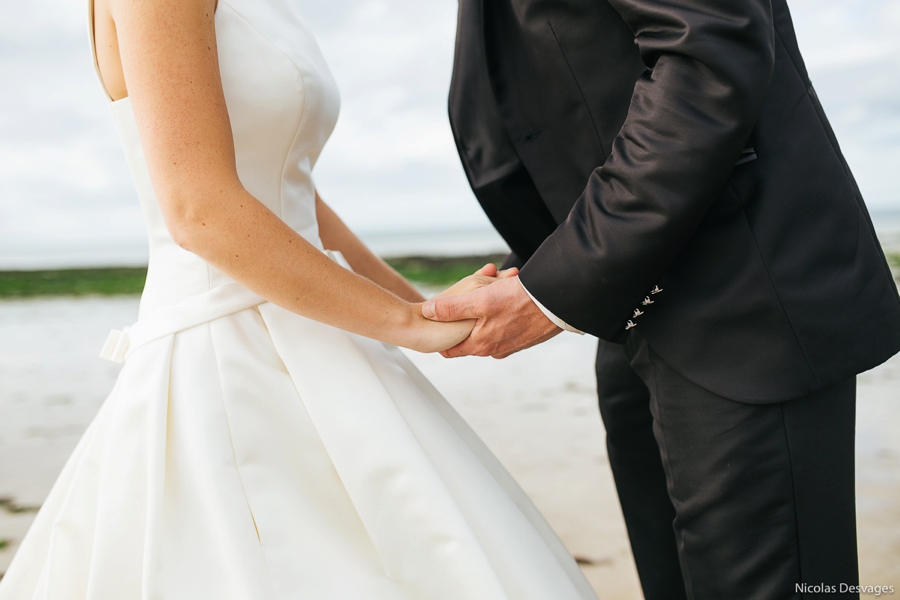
left=651, top=285, right=663, bottom=295
left=633, top=309, right=644, bottom=318
left=642, top=296, right=654, bottom=306
left=625, top=320, right=637, bottom=330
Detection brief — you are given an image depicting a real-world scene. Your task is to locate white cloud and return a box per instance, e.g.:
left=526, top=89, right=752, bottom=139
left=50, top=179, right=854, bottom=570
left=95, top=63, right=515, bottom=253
left=0, top=0, right=141, bottom=264
left=790, top=0, right=900, bottom=69
left=1, top=0, right=898, bottom=267
left=303, top=0, right=485, bottom=233
left=789, top=0, right=900, bottom=210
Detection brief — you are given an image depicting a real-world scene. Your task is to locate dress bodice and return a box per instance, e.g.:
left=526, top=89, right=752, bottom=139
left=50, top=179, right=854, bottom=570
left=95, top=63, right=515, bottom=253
left=90, top=0, right=340, bottom=317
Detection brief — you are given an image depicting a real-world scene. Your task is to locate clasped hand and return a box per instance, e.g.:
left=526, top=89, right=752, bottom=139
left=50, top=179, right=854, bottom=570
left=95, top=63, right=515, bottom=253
left=428, top=264, right=562, bottom=359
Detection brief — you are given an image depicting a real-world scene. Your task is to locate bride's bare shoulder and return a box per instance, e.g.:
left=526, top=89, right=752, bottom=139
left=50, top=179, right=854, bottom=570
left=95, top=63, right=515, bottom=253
left=92, top=0, right=218, bottom=103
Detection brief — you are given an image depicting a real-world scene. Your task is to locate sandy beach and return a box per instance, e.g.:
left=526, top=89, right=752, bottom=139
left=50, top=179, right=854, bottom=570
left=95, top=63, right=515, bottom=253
left=0, top=295, right=898, bottom=597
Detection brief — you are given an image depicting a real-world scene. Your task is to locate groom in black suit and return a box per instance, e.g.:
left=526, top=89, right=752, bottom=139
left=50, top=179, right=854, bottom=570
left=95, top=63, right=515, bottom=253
left=424, top=0, right=900, bottom=597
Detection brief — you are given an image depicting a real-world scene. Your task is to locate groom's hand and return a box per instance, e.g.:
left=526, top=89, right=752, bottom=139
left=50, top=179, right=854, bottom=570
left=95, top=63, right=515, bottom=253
left=421, top=276, right=561, bottom=358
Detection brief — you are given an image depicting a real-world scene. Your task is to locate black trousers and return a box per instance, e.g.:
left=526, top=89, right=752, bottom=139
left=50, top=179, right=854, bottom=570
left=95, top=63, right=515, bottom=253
left=596, top=334, right=859, bottom=600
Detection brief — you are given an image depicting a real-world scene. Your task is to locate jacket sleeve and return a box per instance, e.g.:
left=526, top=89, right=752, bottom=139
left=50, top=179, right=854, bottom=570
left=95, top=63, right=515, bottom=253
left=518, top=0, right=776, bottom=342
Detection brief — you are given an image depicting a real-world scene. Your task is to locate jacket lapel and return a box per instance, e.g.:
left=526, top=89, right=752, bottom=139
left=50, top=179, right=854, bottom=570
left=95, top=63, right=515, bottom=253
left=480, top=0, right=608, bottom=222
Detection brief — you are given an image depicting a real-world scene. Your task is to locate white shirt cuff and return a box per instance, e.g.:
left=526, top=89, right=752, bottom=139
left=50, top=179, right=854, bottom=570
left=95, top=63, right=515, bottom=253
left=518, top=277, right=585, bottom=335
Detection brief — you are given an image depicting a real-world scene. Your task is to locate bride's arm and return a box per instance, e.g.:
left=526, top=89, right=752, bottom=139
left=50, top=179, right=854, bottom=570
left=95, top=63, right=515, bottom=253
left=107, top=0, right=470, bottom=352
left=315, top=194, right=426, bottom=303
left=318, top=194, right=520, bottom=300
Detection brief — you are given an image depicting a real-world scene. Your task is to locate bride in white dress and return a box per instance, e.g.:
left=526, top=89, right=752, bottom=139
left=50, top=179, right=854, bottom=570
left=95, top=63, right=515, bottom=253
left=0, top=0, right=599, bottom=598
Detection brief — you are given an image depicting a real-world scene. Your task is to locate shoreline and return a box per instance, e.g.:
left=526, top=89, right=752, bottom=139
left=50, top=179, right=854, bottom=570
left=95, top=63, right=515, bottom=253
left=0, top=254, right=509, bottom=298
left=1, top=244, right=898, bottom=299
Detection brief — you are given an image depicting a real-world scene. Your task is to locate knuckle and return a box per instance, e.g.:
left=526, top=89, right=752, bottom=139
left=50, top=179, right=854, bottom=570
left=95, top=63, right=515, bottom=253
left=435, top=300, right=452, bottom=320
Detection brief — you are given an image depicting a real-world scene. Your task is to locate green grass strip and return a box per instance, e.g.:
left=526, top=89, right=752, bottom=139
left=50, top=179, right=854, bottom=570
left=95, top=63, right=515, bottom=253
left=2, top=252, right=896, bottom=298
left=0, top=268, right=149, bottom=298
left=0, top=254, right=510, bottom=298
left=385, top=254, right=508, bottom=287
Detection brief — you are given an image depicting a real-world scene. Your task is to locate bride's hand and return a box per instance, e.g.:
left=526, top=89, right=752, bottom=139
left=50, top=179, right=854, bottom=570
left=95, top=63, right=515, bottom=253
left=437, top=264, right=519, bottom=298
left=403, top=310, right=477, bottom=354
left=398, top=265, right=519, bottom=354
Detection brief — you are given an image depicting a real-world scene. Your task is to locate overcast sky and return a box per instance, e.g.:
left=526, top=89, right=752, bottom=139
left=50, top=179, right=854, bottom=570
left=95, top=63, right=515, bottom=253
left=1, top=0, right=899, bottom=265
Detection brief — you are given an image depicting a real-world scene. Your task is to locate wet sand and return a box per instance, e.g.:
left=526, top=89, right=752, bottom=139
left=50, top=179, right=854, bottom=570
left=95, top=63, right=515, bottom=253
left=0, top=296, right=898, bottom=596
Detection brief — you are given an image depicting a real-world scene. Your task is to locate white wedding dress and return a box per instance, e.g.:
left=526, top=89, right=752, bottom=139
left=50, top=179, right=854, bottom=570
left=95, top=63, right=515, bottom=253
left=0, top=1, right=598, bottom=598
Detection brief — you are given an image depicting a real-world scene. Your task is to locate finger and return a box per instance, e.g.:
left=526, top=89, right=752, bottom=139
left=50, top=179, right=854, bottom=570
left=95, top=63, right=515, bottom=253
left=422, top=293, right=481, bottom=322
left=442, top=336, right=485, bottom=358
left=441, top=345, right=466, bottom=358
left=490, top=325, right=561, bottom=359
left=497, top=267, right=519, bottom=278
left=475, top=263, right=498, bottom=277
left=448, top=320, right=499, bottom=357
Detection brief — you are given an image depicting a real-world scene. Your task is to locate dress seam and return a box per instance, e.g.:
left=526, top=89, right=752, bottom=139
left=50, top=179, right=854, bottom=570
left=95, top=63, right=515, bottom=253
left=207, top=321, right=273, bottom=574
left=256, top=310, right=396, bottom=577
left=218, top=0, right=308, bottom=221
left=57, top=373, right=127, bottom=595
left=141, top=336, right=176, bottom=593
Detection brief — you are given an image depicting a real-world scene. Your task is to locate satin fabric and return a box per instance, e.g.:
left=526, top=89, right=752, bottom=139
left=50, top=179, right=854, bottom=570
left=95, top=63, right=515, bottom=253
left=0, top=0, right=597, bottom=598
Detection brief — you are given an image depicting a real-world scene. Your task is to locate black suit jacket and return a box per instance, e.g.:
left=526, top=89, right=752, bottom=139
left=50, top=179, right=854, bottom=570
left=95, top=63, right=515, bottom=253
left=449, top=0, right=900, bottom=402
